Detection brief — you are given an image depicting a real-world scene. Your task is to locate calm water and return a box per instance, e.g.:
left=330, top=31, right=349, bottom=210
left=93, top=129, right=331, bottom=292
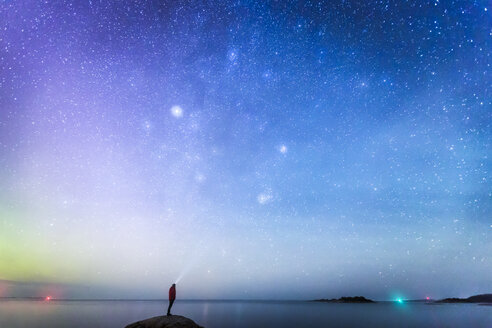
left=0, top=300, right=491, bottom=328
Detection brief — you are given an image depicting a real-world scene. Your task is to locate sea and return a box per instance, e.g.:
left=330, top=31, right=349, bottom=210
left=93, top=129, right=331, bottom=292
left=0, top=299, right=491, bottom=328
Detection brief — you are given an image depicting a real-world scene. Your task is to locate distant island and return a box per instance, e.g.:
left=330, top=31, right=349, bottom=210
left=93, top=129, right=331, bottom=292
left=311, top=293, right=492, bottom=305
left=435, top=294, right=492, bottom=304
left=313, top=296, right=375, bottom=303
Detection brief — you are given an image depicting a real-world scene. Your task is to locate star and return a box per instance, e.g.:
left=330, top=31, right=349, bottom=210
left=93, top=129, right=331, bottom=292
left=170, top=105, right=183, bottom=118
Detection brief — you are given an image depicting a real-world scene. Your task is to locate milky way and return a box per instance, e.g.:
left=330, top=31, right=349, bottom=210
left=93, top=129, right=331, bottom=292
left=0, top=1, right=490, bottom=300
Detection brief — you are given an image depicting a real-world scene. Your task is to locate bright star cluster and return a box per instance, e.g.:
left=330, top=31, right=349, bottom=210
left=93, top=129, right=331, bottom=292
left=0, top=0, right=490, bottom=300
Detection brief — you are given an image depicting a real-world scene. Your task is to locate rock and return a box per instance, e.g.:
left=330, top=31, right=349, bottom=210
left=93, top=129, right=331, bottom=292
left=125, top=315, right=204, bottom=328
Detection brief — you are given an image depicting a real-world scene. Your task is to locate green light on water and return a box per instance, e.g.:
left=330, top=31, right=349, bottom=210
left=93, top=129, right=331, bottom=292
left=397, top=298, right=403, bottom=303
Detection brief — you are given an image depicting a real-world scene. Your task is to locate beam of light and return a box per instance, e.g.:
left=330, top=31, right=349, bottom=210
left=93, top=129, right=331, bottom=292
left=175, top=242, right=207, bottom=284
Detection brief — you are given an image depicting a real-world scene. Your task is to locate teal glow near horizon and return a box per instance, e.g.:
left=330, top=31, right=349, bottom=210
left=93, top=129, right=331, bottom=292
left=0, top=1, right=491, bottom=300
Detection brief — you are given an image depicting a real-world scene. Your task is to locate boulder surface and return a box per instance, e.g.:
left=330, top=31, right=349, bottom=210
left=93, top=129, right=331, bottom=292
left=125, top=315, right=204, bottom=328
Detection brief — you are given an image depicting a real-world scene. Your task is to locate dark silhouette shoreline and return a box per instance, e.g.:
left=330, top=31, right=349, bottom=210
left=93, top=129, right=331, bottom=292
left=435, top=294, right=492, bottom=304
left=311, top=293, right=492, bottom=304
left=313, top=296, right=375, bottom=303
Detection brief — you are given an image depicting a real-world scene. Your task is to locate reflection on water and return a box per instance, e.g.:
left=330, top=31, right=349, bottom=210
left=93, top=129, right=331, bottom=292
left=0, top=300, right=491, bottom=328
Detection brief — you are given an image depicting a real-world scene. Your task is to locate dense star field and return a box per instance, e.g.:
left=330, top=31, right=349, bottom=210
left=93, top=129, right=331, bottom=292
left=0, top=1, right=490, bottom=300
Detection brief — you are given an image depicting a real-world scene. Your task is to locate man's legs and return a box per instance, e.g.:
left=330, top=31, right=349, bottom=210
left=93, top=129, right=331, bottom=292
left=167, top=299, right=175, bottom=316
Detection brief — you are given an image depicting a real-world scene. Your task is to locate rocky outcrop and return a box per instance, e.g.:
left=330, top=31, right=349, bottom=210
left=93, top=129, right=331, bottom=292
left=125, top=315, right=204, bottom=328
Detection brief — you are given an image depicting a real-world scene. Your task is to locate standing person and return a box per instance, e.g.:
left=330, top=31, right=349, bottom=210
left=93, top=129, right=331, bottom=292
left=167, top=283, right=176, bottom=316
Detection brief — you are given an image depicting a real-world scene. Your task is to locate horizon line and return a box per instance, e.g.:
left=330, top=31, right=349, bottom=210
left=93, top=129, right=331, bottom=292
left=0, top=297, right=437, bottom=302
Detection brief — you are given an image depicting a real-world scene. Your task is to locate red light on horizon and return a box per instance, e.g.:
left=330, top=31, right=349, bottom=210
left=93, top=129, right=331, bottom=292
left=426, top=297, right=430, bottom=300
left=45, top=296, right=51, bottom=301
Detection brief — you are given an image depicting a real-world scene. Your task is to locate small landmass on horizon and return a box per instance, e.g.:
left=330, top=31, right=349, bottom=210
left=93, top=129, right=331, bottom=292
left=311, top=293, right=492, bottom=305
left=435, top=294, right=492, bottom=304
left=313, top=296, right=375, bottom=303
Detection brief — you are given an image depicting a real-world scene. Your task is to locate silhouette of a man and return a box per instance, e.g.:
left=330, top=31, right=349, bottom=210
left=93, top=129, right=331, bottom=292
left=167, top=283, right=176, bottom=316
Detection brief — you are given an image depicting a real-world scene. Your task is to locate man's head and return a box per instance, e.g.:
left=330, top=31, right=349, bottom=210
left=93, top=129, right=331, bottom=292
left=172, top=283, right=176, bottom=287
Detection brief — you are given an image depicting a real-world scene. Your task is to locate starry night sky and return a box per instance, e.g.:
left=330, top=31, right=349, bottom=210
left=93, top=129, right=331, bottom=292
left=0, top=0, right=491, bottom=300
